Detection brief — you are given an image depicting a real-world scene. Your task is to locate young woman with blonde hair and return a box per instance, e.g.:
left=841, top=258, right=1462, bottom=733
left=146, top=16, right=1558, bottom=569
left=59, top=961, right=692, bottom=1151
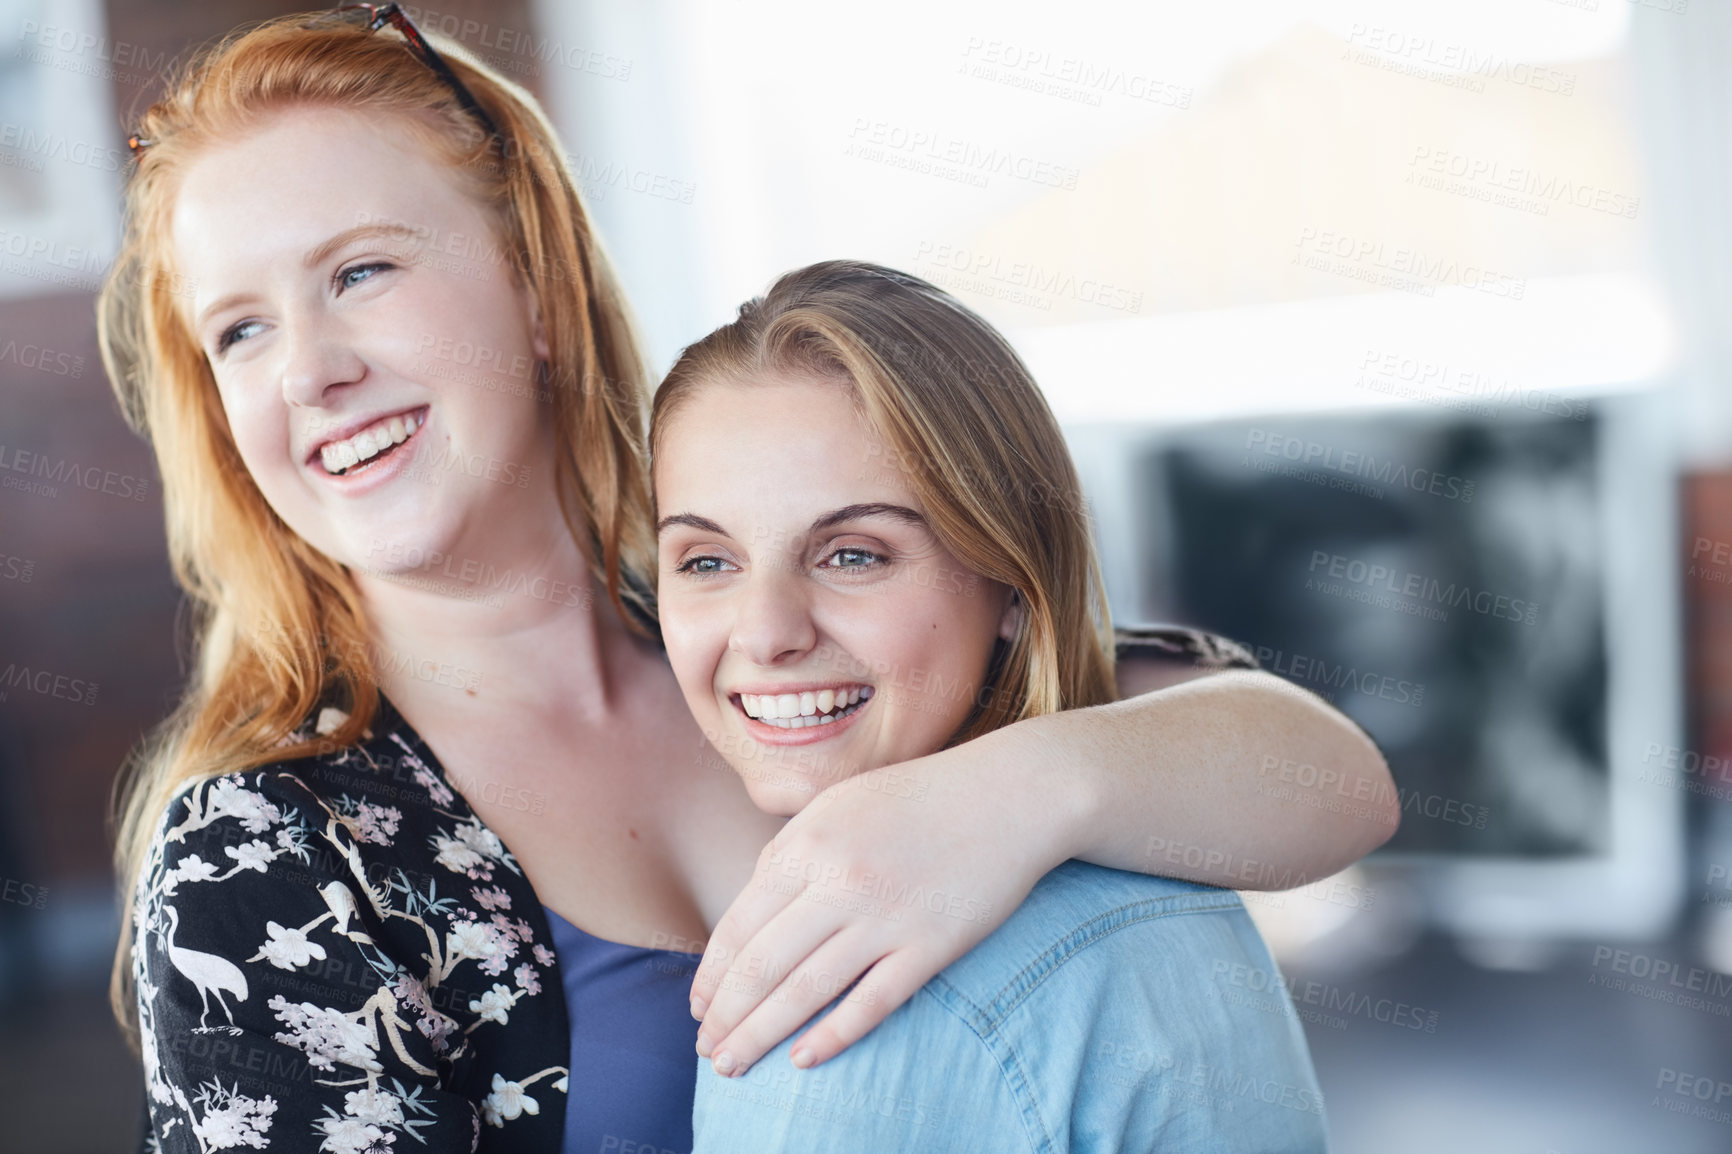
left=654, top=260, right=1328, bottom=1150
left=104, top=8, right=1391, bottom=1149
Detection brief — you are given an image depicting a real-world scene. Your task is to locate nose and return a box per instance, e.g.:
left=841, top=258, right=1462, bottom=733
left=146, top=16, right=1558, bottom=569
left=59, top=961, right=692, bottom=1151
left=728, top=561, right=818, bottom=668
left=279, top=312, right=366, bottom=408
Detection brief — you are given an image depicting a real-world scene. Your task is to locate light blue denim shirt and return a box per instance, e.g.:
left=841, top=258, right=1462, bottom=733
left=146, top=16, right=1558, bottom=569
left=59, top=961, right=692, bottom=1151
left=692, top=861, right=1328, bottom=1153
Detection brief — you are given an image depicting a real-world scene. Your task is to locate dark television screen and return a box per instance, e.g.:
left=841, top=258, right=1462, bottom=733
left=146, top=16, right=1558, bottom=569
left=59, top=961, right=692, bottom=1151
left=1136, top=411, right=1606, bottom=856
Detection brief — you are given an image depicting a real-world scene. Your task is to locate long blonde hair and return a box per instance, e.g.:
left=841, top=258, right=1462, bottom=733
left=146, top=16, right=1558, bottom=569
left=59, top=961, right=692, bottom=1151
left=652, top=260, right=1116, bottom=743
left=99, top=14, right=654, bottom=1037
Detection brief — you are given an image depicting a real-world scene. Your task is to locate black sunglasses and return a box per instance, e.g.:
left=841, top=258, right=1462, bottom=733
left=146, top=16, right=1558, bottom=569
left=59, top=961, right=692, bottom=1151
left=129, top=2, right=501, bottom=155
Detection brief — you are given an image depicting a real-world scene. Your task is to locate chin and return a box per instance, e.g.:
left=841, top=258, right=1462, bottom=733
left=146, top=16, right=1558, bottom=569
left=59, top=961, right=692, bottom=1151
left=738, top=771, right=823, bottom=818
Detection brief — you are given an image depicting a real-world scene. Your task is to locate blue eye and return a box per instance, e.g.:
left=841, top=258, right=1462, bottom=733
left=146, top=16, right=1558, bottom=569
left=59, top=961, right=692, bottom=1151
left=825, top=548, right=885, bottom=570
left=337, top=261, right=392, bottom=292
left=215, top=319, right=265, bottom=353
left=676, top=555, right=734, bottom=576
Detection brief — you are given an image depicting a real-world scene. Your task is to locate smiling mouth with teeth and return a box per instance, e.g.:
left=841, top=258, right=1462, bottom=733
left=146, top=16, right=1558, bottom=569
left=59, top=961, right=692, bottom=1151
left=318, top=409, right=425, bottom=476
left=738, top=685, right=873, bottom=729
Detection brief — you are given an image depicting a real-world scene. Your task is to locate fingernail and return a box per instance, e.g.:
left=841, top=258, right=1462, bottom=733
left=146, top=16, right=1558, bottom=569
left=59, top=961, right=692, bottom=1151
left=689, top=996, right=707, bottom=1020
left=713, top=1050, right=737, bottom=1076
left=695, top=1033, right=714, bottom=1058
left=790, top=1047, right=814, bottom=1069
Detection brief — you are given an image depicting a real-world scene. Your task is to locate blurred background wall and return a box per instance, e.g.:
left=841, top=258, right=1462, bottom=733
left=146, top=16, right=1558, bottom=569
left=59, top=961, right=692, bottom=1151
left=2, top=0, right=1729, bottom=1150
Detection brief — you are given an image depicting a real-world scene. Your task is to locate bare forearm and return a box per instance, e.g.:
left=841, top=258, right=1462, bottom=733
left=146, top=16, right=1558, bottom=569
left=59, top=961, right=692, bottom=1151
left=981, top=670, right=1397, bottom=889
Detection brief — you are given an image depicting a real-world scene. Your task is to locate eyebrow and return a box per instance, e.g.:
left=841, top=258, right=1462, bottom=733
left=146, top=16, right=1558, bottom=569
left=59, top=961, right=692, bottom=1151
left=193, top=222, right=425, bottom=330
left=656, top=503, right=927, bottom=538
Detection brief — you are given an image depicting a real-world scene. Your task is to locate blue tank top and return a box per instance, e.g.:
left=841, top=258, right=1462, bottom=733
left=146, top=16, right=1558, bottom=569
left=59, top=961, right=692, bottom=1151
left=543, top=906, right=703, bottom=1154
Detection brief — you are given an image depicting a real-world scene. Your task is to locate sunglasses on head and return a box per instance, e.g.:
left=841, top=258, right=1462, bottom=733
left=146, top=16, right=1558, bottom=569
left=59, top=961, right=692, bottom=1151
left=128, top=3, right=501, bottom=155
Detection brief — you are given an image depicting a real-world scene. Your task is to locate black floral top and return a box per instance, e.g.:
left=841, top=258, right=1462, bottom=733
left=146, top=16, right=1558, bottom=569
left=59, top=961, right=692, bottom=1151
left=130, top=626, right=1251, bottom=1152
left=133, top=696, right=570, bottom=1152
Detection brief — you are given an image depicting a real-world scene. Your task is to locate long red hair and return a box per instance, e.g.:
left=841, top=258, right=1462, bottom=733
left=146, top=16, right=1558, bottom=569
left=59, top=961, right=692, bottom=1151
left=98, top=13, right=653, bottom=1040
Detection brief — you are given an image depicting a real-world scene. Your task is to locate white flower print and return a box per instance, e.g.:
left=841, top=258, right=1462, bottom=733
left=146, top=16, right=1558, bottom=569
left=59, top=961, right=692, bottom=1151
left=206, top=778, right=283, bottom=834
left=225, top=839, right=275, bottom=873
left=189, top=1080, right=277, bottom=1149
left=476, top=924, right=519, bottom=977
left=468, top=984, right=515, bottom=1026
left=165, top=854, right=219, bottom=895
left=431, top=835, right=487, bottom=879
left=269, top=995, right=383, bottom=1074
left=343, top=1086, right=404, bottom=1127
left=454, top=819, right=505, bottom=861
left=258, top=922, right=328, bottom=971
left=480, top=1073, right=539, bottom=1127
left=446, top=919, right=507, bottom=972
left=315, top=707, right=350, bottom=737
left=314, top=1115, right=394, bottom=1154
left=136, top=718, right=567, bottom=1146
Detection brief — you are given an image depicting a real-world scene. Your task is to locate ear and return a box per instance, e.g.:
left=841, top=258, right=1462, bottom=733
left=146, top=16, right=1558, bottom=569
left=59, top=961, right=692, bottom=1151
left=997, top=588, right=1023, bottom=643
left=526, top=288, right=551, bottom=362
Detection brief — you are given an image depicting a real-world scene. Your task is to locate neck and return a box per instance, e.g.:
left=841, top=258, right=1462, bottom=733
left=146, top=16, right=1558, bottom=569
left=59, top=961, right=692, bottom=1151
left=353, top=502, right=628, bottom=724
